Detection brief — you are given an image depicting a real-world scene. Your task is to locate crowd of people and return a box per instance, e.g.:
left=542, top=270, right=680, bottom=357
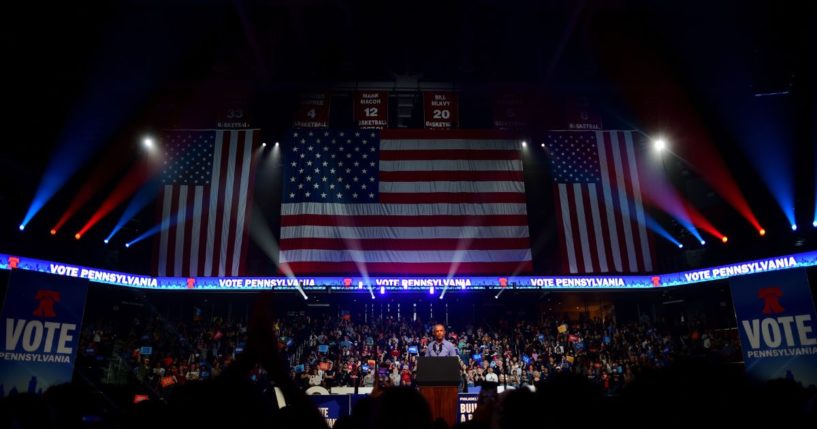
left=2, top=294, right=813, bottom=429
left=289, top=315, right=742, bottom=394
left=71, top=303, right=743, bottom=398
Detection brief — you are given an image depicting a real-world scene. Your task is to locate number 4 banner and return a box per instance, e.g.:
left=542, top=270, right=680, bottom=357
left=423, top=91, right=459, bottom=129
left=294, top=93, right=330, bottom=128
left=354, top=91, right=389, bottom=129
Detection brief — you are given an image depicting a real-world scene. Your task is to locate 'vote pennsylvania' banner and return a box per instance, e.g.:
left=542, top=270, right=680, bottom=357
left=0, top=270, right=89, bottom=395
left=730, top=269, right=817, bottom=388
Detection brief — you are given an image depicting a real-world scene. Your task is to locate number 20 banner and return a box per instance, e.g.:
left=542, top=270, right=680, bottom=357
left=423, top=91, right=459, bottom=129
left=354, top=91, right=389, bottom=129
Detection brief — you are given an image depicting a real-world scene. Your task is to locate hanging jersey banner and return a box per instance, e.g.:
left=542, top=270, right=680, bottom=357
left=354, top=91, right=389, bottom=129
left=566, top=97, right=603, bottom=130
left=294, top=93, right=331, bottom=128
left=423, top=92, right=459, bottom=129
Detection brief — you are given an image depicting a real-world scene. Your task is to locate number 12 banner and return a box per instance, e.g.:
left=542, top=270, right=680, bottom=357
left=354, top=91, right=389, bottom=129
left=423, top=91, right=459, bottom=129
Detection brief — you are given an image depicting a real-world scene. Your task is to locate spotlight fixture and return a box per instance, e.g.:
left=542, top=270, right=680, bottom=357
left=653, top=138, right=667, bottom=153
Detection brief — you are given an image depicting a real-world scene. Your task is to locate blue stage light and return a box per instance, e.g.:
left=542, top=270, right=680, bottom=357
left=643, top=215, right=684, bottom=249
left=105, top=179, right=160, bottom=243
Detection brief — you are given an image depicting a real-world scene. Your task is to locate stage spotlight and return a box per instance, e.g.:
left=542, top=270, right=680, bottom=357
left=521, top=141, right=527, bottom=147
left=429, top=287, right=435, bottom=295
left=50, top=229, right=56, bottom=235
left=700, top=240, right=706, bottom=245
left=541, top=143, right=545, bottom=148
left=791, top=224, right=798, bottom=231
left=677, top=243, right=684, bottom=249
left=18, top=224, right=25, bottom=231
left=812, top=221, right=817, bottom=228
left=103, top=239, right=109, bottom=244
left=721, top=236, right=728, bottom=243
left=125, top=242, right=131, bottom=248
left=74, top=233, right=81, bottom=240
left=142, top=137, right=155, bottom=150
left=759, top=229, right=766, bottom=236
left=380, top=286, right=385, bottom=295
left=262, top=142, right=267, bottom=147
left=275, top=142, right=279, bottom=147
left=653, top=138, right=667, bottom=153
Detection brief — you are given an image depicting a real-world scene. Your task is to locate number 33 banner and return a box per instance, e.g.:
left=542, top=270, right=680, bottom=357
left=354, top=91, right=389, bottom=129
left=423, top=91, right=459, bottom=129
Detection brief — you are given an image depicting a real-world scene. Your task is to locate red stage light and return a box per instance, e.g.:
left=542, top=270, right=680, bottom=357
left=759, top=229, right=766, bottom=236
left=721, top=236, right=728, bottom=243
left=76, top=163, right=149, bottom=238
left=50, top=229, right=56, bottom=235
left=74, top=233, right=81, bottom=240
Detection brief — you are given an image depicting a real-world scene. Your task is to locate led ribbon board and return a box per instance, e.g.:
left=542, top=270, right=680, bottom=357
left=1, top=251, right=816, bottom=290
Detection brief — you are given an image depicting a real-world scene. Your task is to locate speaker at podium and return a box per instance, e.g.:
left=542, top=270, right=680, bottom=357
left=416, top=356, right=461, bottom=427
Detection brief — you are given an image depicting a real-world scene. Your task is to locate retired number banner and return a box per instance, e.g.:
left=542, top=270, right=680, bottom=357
left=294, top=93, right=331, bottom=128
left=354, top=91, right=389, bottom=129
left=423, top=91, right=459, bottom=129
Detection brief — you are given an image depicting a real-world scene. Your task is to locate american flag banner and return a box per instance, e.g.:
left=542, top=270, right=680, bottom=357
left=280, top=129, right=532, bottom=275
left=546, top=131, right=653, bottom=274
left=157, top=129, right=259, bottom=277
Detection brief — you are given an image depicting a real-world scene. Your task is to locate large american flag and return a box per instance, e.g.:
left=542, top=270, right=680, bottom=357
left=546, top=131, right=653, bottom=274
left=157, top=129, right=258, bottom=277
left=280, top=129, right=532, bottom=275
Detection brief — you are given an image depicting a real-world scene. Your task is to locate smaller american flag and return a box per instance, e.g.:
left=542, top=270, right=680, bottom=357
left=547, top=131, right=653, bottom=274
left=157, top=129, right=258, bottom=277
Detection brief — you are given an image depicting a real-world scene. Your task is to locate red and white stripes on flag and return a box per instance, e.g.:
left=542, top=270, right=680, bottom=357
left=157, top=129, right=258, bottom=277
left=546, top=130, right=653, bottom=274
left=279, top=129, right=532, bottom=275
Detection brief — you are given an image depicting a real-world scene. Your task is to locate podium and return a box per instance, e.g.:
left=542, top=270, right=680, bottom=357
left=416, top=356, right=460, bottom=427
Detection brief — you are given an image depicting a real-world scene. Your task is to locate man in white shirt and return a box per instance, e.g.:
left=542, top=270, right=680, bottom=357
left=484, top=367, right=499, bottom=383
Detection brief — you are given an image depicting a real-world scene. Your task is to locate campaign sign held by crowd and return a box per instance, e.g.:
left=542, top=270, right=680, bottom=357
left=730, top=269, right=817, bottom=388
left=310, top=395, right=350, bottom=428
left=458, top=393, right=479, bottom=423
left=0, top=270, right=89, bottom=395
